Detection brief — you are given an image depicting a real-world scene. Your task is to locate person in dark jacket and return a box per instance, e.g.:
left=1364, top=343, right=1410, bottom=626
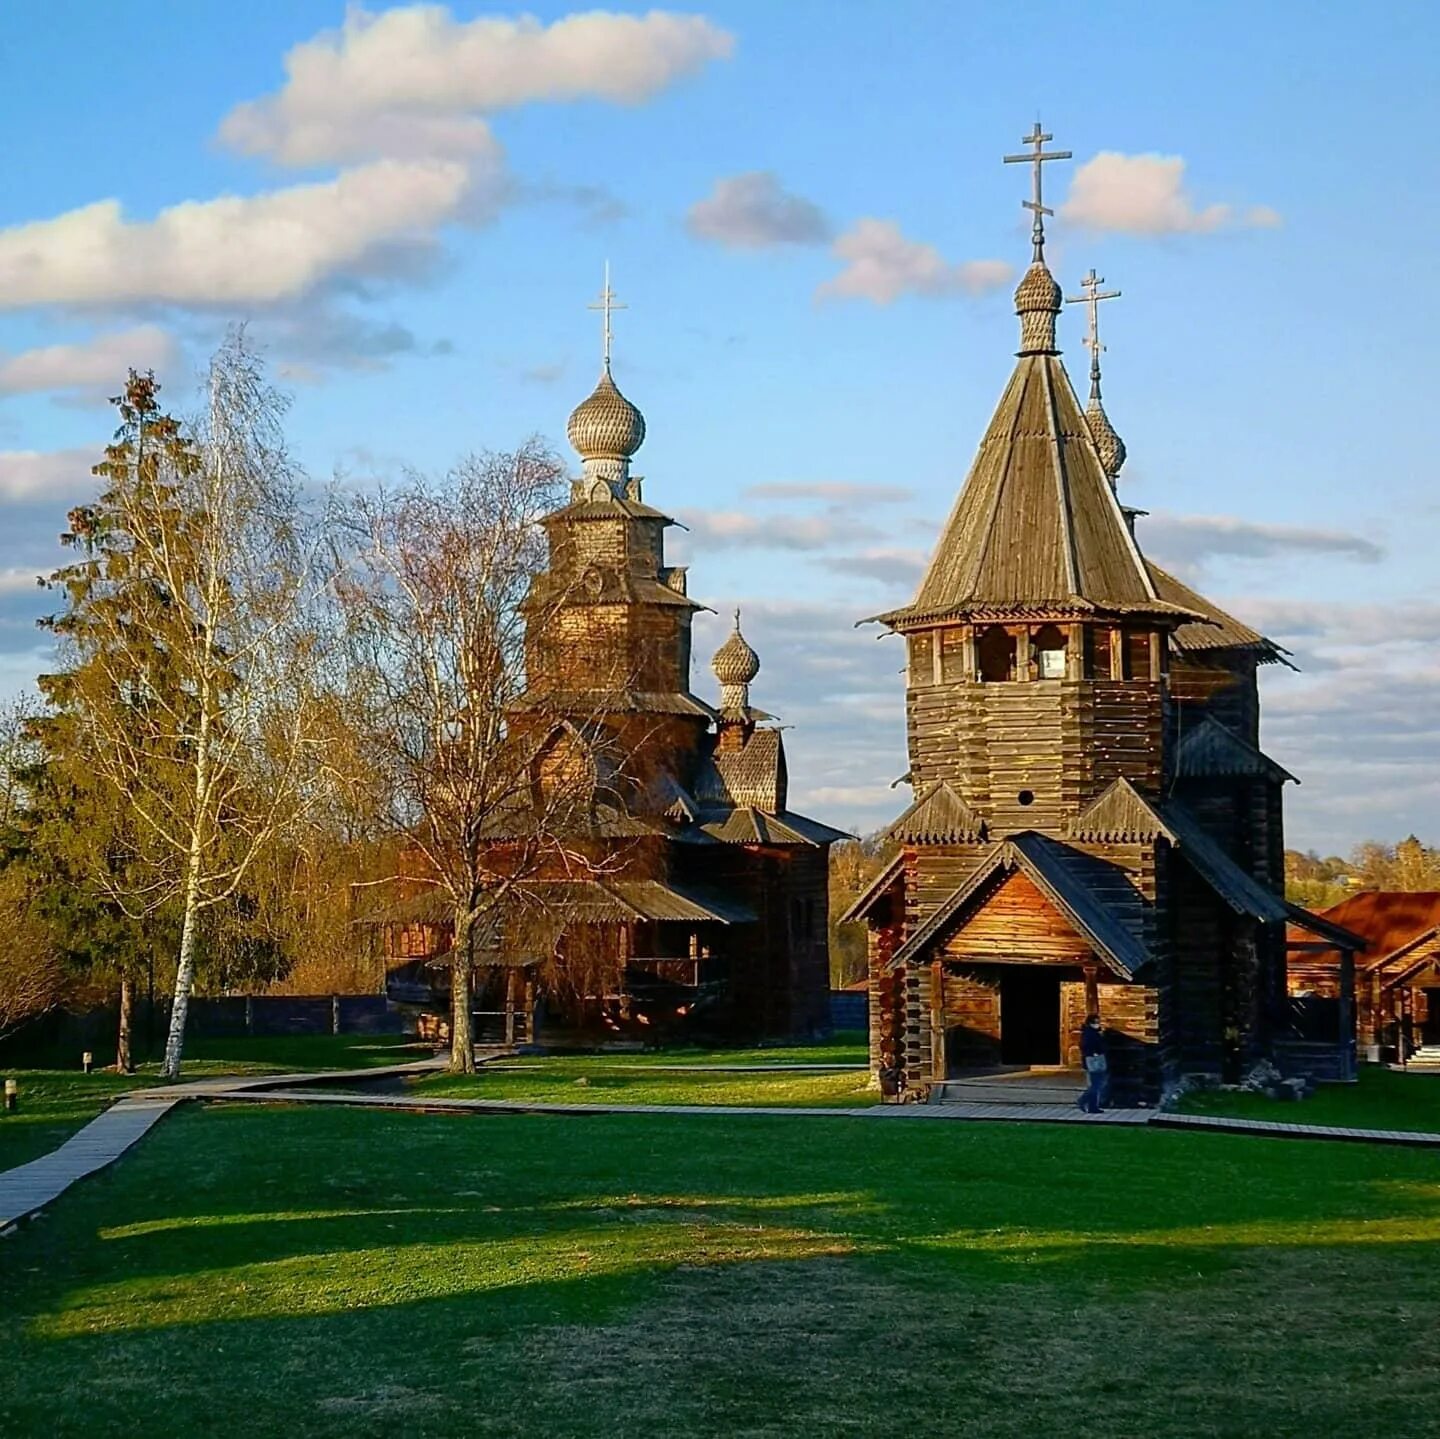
left=1076, top=1014, right=1109, bottom=1114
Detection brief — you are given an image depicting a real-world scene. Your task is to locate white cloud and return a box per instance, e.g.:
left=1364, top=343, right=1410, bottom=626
left=821, top=547, right=927, bottom=588
left=686, top=172, right=830, bottom=249
left=0, top=326, right=178, bottom=396
left=742, top=481, right=916, bottom=504
left=678, top=507, right=881, bottom=551
left=816, top=220, right=1011, bottom=305
left=0, top=159, right=480, bottom=310
left=0, top=449, right=97, bottom=503
left=219, top=6, right=735, bottom=167
left=1140, top=511, right=1383, bottom=574
left=1061, top=152, right=1281, bottom=236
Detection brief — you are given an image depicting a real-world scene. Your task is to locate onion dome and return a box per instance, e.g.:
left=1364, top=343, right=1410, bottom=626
left=1086, top=395, right=1127, bottom=483
left=1015, top=261, right=1061, bottom=354
left=712, top=611, right=760, bottom=686
left=566, top=366, right=646, bottom=466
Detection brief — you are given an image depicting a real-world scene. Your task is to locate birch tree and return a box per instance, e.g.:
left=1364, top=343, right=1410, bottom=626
left=53, top=338, right=328, bottom=1079
left=333, top=443, right=605, bottom=1072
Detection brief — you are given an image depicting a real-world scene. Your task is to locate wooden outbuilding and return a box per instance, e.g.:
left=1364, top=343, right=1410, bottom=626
left=845, top=128, right=1352, bottom=1103
left=1288, top=892, right=1440, bottom=1062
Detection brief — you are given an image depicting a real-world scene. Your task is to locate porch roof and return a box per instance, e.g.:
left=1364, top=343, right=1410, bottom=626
left=889, top=832, right=1152, bottom=980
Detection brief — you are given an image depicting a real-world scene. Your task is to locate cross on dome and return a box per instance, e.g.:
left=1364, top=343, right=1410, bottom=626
left=587, top=260, right=627, bottom=373
left=1066, top=268, right=1121, bottom=398
left=1003, top=122, right=1072, bottom=261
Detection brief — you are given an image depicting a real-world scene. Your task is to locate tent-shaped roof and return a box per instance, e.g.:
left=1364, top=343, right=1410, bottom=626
left=874, top=296, right=1201, bottom=628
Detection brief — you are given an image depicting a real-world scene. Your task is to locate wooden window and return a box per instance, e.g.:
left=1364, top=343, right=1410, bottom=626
left=1033, top=623, right=1067, bottom=680
left=977, top=625, right=1015, bottom=683
left=908, top=633, right=934, bottom=686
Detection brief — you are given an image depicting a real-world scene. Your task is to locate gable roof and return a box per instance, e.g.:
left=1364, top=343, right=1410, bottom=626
left=1175, top=716, right=1297, bottom=785
left=1302, top=892, right=1440, bottom=965
left=695, top=806, right=850, bottom=847
left=874, top=350, right=1200, bottom=628
left=890, top=832, right=1151, bottom=979
left=886, top=781, right=986, bottom=844
left=1066, top=778, right=1177, bottom=844
left=1155, top=800, right=1289, bottom=923
left=839, top=850, right=907, bottom=924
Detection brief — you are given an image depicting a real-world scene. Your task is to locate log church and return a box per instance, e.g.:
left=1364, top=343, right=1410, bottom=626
left=844, top=126, right=1351, bottom=1103
left=382, top=276, right=847, bottom=1041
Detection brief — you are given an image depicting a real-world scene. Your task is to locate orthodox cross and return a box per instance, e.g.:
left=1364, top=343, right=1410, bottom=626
left=588, top=260, right=627, bottom=371
left=1003, top=122, right=1072, bottom=260
left=1065, top=268, right=1121, bottom=391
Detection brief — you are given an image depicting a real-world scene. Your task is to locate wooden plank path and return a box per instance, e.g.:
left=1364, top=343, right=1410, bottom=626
left=0, top=1097, right=179, bottom=1233
left=0, top=1059, right=447, bottom=1235
left=1153, top=1111, right=1440, bottom=1148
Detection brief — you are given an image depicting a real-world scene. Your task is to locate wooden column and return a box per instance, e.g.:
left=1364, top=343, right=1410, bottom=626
left=1108, top=628, right=1124, bottom=681
left=504, top=967, right=518, bottom=1047
left=1083, top=964, right=1100, bottom=1017
left=1338, top=945, right=1356, bottom=1081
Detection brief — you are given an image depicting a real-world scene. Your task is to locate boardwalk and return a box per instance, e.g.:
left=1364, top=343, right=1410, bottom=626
left=0, top=1097, right=179, bottom=1232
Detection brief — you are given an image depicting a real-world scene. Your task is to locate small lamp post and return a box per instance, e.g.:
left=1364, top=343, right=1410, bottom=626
left=3, top=1078, right=17, bottom=1113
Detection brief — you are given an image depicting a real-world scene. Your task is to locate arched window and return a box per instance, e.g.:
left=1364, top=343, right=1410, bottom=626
left=977, top=625, right=1016, bottom=683
left=1034, top=624, right=1068, bottom=680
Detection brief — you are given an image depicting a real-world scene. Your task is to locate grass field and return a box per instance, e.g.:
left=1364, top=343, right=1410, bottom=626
left=0, top=1034, right=424, bottom=1171
left=5, top=1103, right=1440, bottom=1437
left=410, top=1053, right=876, bottom=1108
left=1181, top=1066, right=1440, bottom=1133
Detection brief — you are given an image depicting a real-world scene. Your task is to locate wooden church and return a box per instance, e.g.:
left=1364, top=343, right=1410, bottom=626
left=844, top=127, right=1350, bottom=1103
left=384, top=280, right=847, bottom=1041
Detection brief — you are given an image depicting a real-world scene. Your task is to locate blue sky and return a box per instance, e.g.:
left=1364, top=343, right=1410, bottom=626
left=0, top=1, right=1436, bottom=852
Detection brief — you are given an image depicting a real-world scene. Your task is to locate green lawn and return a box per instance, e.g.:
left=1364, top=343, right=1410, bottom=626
left=411, top=1055, right=877, bottom=1108
left=0, top=1034, right=426, bottom=1171
left=1180, top=1066, right=1440, bottom=1133
left=5, top=1105, right=1440, bottom=1436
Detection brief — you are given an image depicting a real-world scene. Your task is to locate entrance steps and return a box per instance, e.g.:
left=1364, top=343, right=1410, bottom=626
left=930, top=1068, right=1087, bottom=1107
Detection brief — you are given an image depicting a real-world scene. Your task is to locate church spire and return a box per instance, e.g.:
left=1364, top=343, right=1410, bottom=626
left=1066, top=268, right=1127, bottom=485
left=1004, top=123, right=1070, bottom=354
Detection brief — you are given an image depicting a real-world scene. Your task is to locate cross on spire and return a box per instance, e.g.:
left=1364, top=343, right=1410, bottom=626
left=587, top=260, right=627, bottom=372
left=1065, top=268, right=1121, bottom=396
left=1003, top=122, right=1072, bottom=261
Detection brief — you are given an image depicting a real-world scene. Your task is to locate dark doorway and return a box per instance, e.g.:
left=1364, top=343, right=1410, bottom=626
left=1423, top=989, right=1440, bottom=1047
left=1000, top=968, right=1061, bottom=1065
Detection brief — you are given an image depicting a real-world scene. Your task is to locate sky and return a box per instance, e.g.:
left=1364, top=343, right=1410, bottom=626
left=0, top=0, right=1436, bottom=855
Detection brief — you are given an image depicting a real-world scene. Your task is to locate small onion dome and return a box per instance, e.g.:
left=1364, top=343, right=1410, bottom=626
left=1086, top=398, right=1127, bottom=481
left=566, top=366, right=646, bottom=461
left=712, top=613, right=760, bottom=686
left=1014, top=260, right=1062, bottom=316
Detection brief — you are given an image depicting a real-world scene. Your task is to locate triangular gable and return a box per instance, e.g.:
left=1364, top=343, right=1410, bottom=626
left=887, top=781, right=986, bottom=844
left=840, top=851, right=906, bottom=925
left=1175, top=717, right=1297, bottom=785
left=1067, top=778, right=1176, bottom=844
left=890, top=834, right=1149, bottom=979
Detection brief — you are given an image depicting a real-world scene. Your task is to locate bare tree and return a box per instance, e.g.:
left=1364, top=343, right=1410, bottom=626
left=332, top=442, right=609, bottom=1072
left=57, top=336, right=330, bottom=1079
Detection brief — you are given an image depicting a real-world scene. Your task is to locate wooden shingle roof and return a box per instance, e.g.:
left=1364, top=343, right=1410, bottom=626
left=886, top=781, right=986, bottom=844
left=876, top=329, right=1201, bottom=628
left=1146, top=561, right=1292, bottom=664
left=1175, top=717, right=1297, bottom=784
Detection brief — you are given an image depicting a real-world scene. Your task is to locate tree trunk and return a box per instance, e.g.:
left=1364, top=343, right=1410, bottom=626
left=161, top=847, right=205, bottom=1081
left=449, top=908, right=476, bottom=1074
left=116, top=976, right=134, bottom=1074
